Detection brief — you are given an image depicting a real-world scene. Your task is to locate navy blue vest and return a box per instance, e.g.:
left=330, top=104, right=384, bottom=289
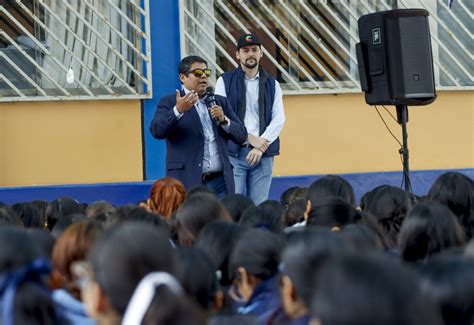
left=221, top=66, right=280, bottom=157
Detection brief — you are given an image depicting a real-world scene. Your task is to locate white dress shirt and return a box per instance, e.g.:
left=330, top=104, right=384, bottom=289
left=173, top=87, right=230, bottom=173
left=215, top=72, right=285, bottom=144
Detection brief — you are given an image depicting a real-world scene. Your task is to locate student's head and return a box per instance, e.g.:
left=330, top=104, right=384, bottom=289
left=283, top=199, right=306, bottom=227
left=177, top=247, right=221, bottom=311
left=309, top=253, right=443, bottom=325
left=360, top=185, right=412, bottom=244
left=122, top=272, right=206, bottom=325
left=221, top=194, right=255, bottom=223
left=229, top=228, right=284, bottom=301
left=0, top=227, right=59, bottom=325
left=82, top=222, right=178, bottom=324
left=339, top=223, right=385, bottom=252
left=106, top=204, right=168, bottom=232
left=51, top=220, right=103, bottom=299
left=306, top=197, right=362, bottom=230
left=45, top=197, right=85, bottom=231
left=281, top=229, right=349, bottom=319
left=280, top=186, right=304, bottom=208
left=398, top=201, right=466, bottom=262
left=30, top=200, right=49, bottom=226
left=305, top=175, right=355, bottom=215
left=236, top=34, right=263, bottom=69
left=50, top=213, right=87, bottom=239
left=85, top=201, right=116, bottom=219
left=0, top=205, right=23, bottom=227
left=26, top=228, right=55, bottom=259
left=239, top=200, right=284, bottom=233
left=11, top=202, right=42, bottom=228
left=196, top=221, right=244, bottom=286
left=178, top=55, right=210, bottom=97
left=147, top=177, right=186, bottom=219
left=428, top=171, right=474, bottom=239
left=417, top=256, right=474, bottom=325
left=176, top=193, right=231, bottom=246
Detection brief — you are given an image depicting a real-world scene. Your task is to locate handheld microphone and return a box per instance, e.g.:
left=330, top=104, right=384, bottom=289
left=204, top=86, right=220, bottom=126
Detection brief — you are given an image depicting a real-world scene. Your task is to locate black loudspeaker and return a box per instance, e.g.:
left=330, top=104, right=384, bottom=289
left=356, top=9, right=436, bottom=106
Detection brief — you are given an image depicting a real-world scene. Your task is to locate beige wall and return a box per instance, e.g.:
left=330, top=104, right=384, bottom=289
left=0, top=100, right=143, bottom=186
left=274, top=91, right=474, bottom=176
left=0, top=91, right=472, bottom=186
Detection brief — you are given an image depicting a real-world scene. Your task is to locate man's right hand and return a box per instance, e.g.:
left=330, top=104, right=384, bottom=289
left=248, top=134, right=269, bottom=152
left=175, top=89, right=199, bottom=113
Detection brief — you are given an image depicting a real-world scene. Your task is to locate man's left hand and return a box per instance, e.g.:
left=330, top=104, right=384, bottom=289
left=209, top=105, right=226, bottom=123
left=246, top=148, right=263, bottom=166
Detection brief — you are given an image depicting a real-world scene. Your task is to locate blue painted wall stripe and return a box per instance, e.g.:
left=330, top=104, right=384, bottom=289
left=1, top=169, right=472, bottom=206
left=142, top=1, right=181, bottom=181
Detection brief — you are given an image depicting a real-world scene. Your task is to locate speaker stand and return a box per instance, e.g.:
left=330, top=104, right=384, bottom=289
left=396, top=105, right=411, bottom=192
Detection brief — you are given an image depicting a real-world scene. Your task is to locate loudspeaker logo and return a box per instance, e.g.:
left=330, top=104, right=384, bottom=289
left=372, top=28, right=381, bottom=44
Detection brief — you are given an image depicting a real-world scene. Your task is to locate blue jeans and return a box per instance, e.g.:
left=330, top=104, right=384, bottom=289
left=203, top=174, right=228, bottom=199
left=230, top=147, right=274, bottom=205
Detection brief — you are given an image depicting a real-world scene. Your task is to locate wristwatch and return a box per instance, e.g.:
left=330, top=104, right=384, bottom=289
left=220, top=116, right=229, bottom=126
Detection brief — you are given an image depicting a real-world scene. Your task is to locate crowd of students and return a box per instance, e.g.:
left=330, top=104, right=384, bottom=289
left=0, top=171, right=472, bottom=325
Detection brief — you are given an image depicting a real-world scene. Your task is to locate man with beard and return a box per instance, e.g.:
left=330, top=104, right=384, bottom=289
left=150, top=55, right=247, bottom=197
left=215, top=34, right=285, bottom=204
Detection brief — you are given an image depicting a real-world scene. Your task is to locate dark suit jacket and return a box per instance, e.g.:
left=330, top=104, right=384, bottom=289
left=150, top=90, right=247, bottom=193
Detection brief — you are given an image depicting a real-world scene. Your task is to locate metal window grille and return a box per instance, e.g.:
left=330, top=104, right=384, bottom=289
left=0, top=0, right=152, bottom=102
left=180, top=0, right=473, bottom=94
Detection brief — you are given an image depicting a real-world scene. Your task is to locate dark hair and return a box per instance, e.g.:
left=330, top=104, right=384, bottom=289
left=339, top=223, right=384, bottom=252
left=195, top=221, right=244, bottom=286
left=107, top=204, right=168, bottom=232
left=176, top=193, right=231, bottom=246
left=88, top=222, right=178, bottom=316
left=417, top=256, right=474, bottom=325
left=360, top=185, right=412, bottom=244
left=221, top=194, right=255, bottom=223
left=0, top=205, right=23, bottom=227
left=306, top=197, right=362, bottom=228
left=179, top=55, right=207, bottom=75
left=398, top=201, right=466, bottom=262
left=282, top=228, right=350, bottom=306
left=229, top=228, right=284, bottom=281
left=305, top=175, right=355, bottom=207
left=0, top=227, right=59, bottom=325
left=177, top=247, right=219, bottom=310
left=26, top=229, right=55, bottom=259
left=309, top=253, right=443, bottom=325
left=50, top=213, right=87, bottom=239
left=85, top=201, right=116, bottom=219
left=239, top=200, right=284, bottom=233
left=280, top=186, right=301, bottom=207
left=11, top=202, right=43, bottom=228
left=45, top=197, right=85, bottom=231
left=187, top=185, right=216, bottom=198
left=142, top=285, right=206, bottom=325
left=30, top=200, right=49, bottom=227
left=428, top=172, right=474, bottom=239
left=283, top=198, right=306, bottom=227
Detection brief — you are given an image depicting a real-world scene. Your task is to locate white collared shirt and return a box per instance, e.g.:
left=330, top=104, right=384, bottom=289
left=215, top=72, right=285, bottom=144
left=173, top=87, right=230, bottom=173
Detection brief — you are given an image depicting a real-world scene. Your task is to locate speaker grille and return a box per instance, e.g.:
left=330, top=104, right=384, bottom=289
left=397, top=17, right=435, bottom=98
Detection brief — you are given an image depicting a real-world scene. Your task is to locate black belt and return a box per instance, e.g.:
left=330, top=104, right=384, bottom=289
left=202, top=171, right=223, bottom=182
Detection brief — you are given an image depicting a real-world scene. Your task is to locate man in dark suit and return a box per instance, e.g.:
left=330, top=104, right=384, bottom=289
left=150, top=55, right=247, bottom=197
